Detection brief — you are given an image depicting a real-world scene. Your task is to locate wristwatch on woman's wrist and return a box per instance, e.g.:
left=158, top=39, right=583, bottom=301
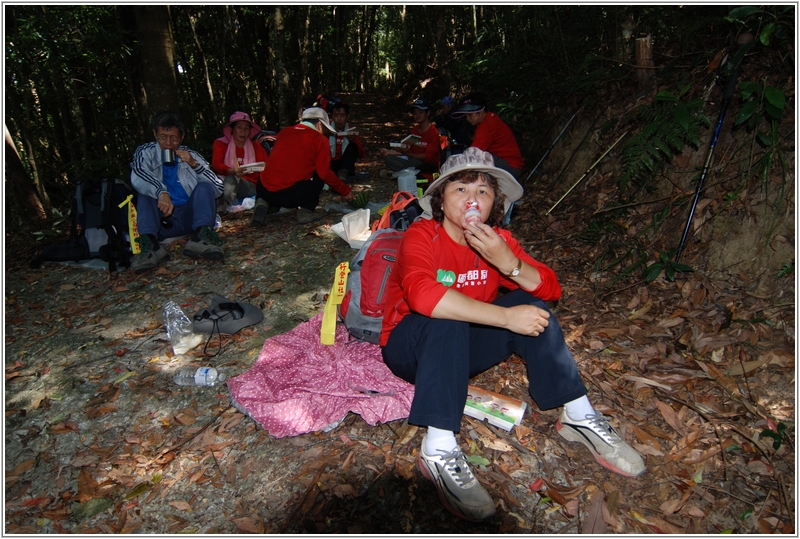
left=507, top=258, right=522, bottom=277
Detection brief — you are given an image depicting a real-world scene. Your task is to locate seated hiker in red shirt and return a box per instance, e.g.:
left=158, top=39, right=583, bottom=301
left=211, top=111, right=269, bottom=206
left=253, top=107, right=354, bottom=226
left=329, top=102, right=365, bottom=182
left=379, top=98, right=441, bottom=178
left=452, top=93, right=525, bottom=180
left=380, top=147, right=645, bottom=522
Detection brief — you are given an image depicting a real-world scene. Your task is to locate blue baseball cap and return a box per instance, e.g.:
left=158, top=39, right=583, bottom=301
left=441, top=96, right=455, bottom=107
left=452, top=93, right=487, bottom=117
left=410, top=98, right=431, bottom=111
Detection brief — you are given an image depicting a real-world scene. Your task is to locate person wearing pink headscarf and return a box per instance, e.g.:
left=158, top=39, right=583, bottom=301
left=211, top=111, right=269, bottom=206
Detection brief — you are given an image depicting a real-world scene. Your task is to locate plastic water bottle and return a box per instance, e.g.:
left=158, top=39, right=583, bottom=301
left=465, top=202, right=482, bottom=225
left=174, top=367, right=226, bottom=387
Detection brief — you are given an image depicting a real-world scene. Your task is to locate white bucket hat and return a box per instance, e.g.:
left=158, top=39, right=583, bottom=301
left=419, top=147, right=523, bottom=215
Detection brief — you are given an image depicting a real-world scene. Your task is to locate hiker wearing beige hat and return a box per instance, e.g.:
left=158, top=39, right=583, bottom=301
left=254, top=107, right=354, bottom=225
left=211, top=111, right=269, bottom=206
left=380, top=147, right=645, bottom=522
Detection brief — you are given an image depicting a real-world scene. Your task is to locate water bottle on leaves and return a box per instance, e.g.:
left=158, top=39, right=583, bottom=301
left=174, top=367, right=226, bottom=387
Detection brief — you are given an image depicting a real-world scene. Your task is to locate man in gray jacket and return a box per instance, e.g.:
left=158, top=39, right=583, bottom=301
left=130, top=111, right=224, bottom=274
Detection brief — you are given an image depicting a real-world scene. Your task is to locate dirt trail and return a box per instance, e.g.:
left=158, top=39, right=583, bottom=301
left=5, top=92, right=795, bottom=534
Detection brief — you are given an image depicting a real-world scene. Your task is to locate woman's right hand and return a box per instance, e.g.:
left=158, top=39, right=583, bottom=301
left=504, top=304, right=550, bottom=336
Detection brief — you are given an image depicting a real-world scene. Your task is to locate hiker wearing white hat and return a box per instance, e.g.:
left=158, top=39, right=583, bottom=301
left=254, top=107, right=354, bottom=225
left=379, top=146, right=645, bottom=522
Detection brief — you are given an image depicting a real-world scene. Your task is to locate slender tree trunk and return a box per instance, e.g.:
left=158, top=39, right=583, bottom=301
left=357, top=6, right=377, bottom=91
left=116, top=5, right=148, bottom=140
left=273, top=6, right=292, bottom=127
left=187, top=10, right=215, bottom=116
left=5, top=124, right=46, bottom=224
left=134, top=5, right=180, bottom=123
left=297, top=5, right=313, bottom=109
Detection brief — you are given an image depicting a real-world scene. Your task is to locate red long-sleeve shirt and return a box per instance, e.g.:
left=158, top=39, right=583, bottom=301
left=471, top=112, right=524, bottom=170
left=379, top=218, right=561, bottom=346
left=211, top=139, right=269, bottom=184
left=410, top=124, right=441, bottom=170
left=259, top=124, right=352, bottom=196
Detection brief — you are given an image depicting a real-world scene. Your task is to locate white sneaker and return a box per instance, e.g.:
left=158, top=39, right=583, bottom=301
left=556, top=409, right=646, bottom=477
left=417, top=437, right=495, bottom=522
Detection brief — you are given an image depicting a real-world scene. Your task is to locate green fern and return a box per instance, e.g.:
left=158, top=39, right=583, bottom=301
left=620, top=92, right=711, bottom=192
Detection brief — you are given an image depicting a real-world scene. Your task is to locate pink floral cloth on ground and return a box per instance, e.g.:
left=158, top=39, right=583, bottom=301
left=227, top=313, right=414, bottom=438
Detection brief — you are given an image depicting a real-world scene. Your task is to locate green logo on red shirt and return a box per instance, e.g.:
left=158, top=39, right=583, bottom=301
left=437, top=269, right=456, bottom=287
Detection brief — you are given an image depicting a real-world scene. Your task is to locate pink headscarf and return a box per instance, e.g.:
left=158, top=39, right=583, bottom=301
left=216, top=112, right=262, bottom=170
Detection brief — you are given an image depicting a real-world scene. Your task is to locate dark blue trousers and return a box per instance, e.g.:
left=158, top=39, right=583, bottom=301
left=136, top=182, right=217, bottom=241
left=382, top=289, right=587, bottom=432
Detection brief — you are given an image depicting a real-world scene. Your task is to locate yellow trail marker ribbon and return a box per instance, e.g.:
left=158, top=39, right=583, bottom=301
left=320, top=262, right=349, bottom=345
left=118, top=194, right=141, bottom=254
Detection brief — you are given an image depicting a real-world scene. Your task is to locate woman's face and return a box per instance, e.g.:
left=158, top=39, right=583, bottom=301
left=441, top=174, right=496, bottom=234
left=232, top=121, right=251, bottom=145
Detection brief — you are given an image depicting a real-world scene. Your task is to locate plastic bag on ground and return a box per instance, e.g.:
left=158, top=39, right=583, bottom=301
left=163, top=301, right=202, bottom=355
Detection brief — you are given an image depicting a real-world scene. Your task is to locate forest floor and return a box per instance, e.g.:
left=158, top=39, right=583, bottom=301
left=4, top=92, right=795, bottom=535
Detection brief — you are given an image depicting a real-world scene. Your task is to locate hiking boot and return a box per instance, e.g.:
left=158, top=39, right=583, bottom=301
left=379, top=168, right=394, bottom=179
left=556, top=409, right=646, bottom=477
left=417, top=440, right=495, bottom=522
left=184, top=226, right=224, bottom=260
left=132, top=235, right=168, bottom=274
left=251, top=198, right=269, bottom=226
left=297, top=208, right=326, bottom=224
left=337, top=168, right=350, bottom=182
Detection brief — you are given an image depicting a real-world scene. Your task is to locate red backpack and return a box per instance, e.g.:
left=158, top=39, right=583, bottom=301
left=339, top=192, right=424, bottom=343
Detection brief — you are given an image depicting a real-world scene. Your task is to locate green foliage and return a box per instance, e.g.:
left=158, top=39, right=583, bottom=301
left=776, top=262, right=793, bottom=280
left=726, top=6, right=794, bottom=47
left=645, top=249, right=694, bottom=283
left=620, top=91, right=711, bottom=193
left=759, top=422, right=788, bottom=450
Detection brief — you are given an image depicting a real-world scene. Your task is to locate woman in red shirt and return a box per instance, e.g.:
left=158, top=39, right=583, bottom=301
left=380, top=147, right=645, bottom=522
left=379, top=98, right=441, bottom=176
left=211, top=111, right=268, bottom=206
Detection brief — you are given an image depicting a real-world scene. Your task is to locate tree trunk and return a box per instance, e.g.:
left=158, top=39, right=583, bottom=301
left=116, top=6, right=148, bottom=140
left=357, top=6, right=377, bottom=91
left=186, top=10, right=216, bottom=117
left=5, top=124, right=46, bottom=224
left=636, top=34, right=654, bottom=92
left=273, top=6, right=292, bottom=127
left=134, top=5, right=180, bottom=124
left=297, top=5, right=313, bottom=109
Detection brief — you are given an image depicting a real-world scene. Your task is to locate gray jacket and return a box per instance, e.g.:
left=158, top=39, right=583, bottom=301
left=130, top=141, right=222, bottom=200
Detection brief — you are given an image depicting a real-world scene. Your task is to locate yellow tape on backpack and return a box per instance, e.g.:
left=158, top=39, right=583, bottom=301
left=118, top=194, right=141, bottom=254
left=320, top=262, right=349, bottom=345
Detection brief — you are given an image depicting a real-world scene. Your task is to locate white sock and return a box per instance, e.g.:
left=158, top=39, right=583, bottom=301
left=563, top=395, right=595, bottom=421
left=424, top=426, right=458, bottom=455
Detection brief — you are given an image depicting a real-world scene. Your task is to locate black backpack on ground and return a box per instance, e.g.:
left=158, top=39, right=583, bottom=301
left=31, top=178, right=138, bottom=273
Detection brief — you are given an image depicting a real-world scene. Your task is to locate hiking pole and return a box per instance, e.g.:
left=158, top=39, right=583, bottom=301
left=675, top=32, right=753, bottom=263
left=522, top=108, right=579, bottom=188
left=503, top=108, right=580, bottom=224
left=545, top=131, right=628, bottom=215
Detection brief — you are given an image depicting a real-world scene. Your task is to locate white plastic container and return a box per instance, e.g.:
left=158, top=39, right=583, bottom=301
left=397, top=168, right=419, bottom=194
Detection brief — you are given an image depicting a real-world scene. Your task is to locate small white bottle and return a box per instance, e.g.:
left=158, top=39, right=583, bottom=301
left=174, top=367, right=226, bottom=387
left=465, top=202, right=482, bottom=225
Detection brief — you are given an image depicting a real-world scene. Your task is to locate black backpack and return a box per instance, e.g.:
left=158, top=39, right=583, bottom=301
left=32, top=178, right=138, bottom=272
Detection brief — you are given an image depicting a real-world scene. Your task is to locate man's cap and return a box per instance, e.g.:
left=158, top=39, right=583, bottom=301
left=301, top=107, right=335, bottom=134
left=410, top=98, right=431, bottom=111
left=222, top=111, right=261, bottom=141
left=419, top=146, right=523, bottom=216
left=451, top=93, right=487, bottom=117
left=441, top=96, right=455, bottom=107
